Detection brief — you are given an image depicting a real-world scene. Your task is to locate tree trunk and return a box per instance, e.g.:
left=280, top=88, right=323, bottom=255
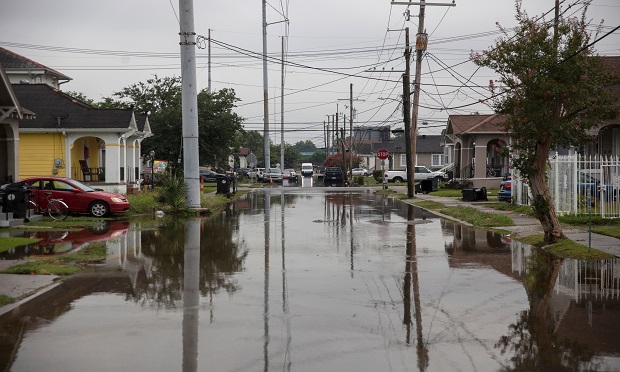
left=528, top=137, right=566, bottom=244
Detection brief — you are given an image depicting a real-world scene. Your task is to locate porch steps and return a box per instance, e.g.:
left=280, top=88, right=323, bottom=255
left=0, top=207, right=24, bottom=227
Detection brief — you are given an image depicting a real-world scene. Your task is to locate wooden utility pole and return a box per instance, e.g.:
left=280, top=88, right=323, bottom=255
left=349, top=84, right=353, bottom=179
left=262, top=0, right=270, bottom=168
left=280, top=36, right=285, bottom=171
left=403, top=27, right=414, bottom=197
left=392, top=1, right=456, bottom=198
left=207, top=28, right=211, bottom=93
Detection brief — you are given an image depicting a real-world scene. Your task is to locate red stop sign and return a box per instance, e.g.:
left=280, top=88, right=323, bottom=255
left=377, top=148, right=389, bottom=160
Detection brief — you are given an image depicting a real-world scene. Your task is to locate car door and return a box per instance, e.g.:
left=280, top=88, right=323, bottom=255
left=46, top=180, right=85, bottom=212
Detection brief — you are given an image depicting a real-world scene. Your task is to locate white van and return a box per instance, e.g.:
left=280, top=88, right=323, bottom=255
left=301, top=163, right=313, bottom=177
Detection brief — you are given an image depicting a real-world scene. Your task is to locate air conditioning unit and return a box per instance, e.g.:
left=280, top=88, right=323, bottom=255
left=54, top=158, right=63, bottom=167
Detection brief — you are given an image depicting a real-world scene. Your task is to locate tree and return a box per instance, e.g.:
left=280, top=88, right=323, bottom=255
left=471, top=1, right=618, bottom=244
left=294, top=140, right=317, bottom=153
left=237, top=130, right=265, bottom=165
left=270, top=143, right=302, bottom=168
left=108, top=75, right=245, bottom=169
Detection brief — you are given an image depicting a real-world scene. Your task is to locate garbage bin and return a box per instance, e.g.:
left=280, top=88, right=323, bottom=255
left=0, top=182, right=30, bottom=218
left=461, top=188, right=477, bottom=201
left=420, top=179, right=433, bottom=194
left=476, top=187, right=488, bottom=201
left=215, top=174, right=231, bottom=195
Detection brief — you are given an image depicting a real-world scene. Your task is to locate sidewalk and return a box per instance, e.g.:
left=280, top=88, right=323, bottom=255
left=403, top=189, right=620, bottom=258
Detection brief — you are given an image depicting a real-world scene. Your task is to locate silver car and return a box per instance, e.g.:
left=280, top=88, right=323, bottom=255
left=262, top=168, right=283, bottom=183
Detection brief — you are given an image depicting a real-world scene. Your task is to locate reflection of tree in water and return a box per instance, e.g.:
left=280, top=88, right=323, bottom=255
left=134, top=217, right=247, bottom=309
left=496, top=249, right=601, bottom=372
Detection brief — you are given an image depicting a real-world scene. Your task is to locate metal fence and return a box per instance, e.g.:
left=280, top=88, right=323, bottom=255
left=514, top=155, right=620, bottom=218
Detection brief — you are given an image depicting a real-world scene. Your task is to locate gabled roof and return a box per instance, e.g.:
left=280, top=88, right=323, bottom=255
left=446, top=114, right=509, bottom=135
left=368, top=135, right=442, bottom=153
left=12, top=84, right=133, bottom=130
left=0, top=47, right=71, bottom=82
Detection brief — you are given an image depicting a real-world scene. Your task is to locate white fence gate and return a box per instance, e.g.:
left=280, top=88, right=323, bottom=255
left=514, top=155, right=620, bottom=218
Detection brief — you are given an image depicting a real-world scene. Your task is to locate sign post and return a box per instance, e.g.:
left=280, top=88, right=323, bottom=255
left=377, top=148, right=389, bottom=190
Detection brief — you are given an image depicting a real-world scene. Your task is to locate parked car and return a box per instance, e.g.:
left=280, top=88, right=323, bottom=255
left=383, top=166, right=447, bottom=183
left=247, top=168, right=265, bottom=181
left=324, top=167, right=346, bottom=187
left=498, top=179, right=512, bottom=202
left=20, top=177, right=130, bottom=217
left=262, top=168, right=283, bottom=183
left=199, top=169, right=223, bottom=183
left=286, top=169, right=298, bottom=183
left=351, top=168, right=369, bottom=177
left=578, top=170, right=619, bottom=201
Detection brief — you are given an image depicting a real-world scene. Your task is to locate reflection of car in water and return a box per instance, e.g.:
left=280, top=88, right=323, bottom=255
left=1, top=220, right=130, bottom=259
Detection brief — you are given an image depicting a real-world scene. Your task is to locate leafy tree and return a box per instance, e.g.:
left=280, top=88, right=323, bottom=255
left=270, top=143, right=302, bottom=168
left=308, top=149, right=326, bottom=165
left=108, top=75, right=244, bottom=169
left=294, top=140, right=317, bottom=152
left=471, top=1, right=618, bottom=243
left=238, top=130, right=265, bottom=165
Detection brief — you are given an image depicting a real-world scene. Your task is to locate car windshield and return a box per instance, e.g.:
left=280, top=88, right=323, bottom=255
left=67, top=179, right=95, bottom=192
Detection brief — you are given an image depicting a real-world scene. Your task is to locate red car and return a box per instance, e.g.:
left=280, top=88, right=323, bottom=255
left=21, top=177, right=130, bottom=217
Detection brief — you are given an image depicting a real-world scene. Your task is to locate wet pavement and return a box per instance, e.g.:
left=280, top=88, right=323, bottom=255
left=0, top=186, right=619, bottom=371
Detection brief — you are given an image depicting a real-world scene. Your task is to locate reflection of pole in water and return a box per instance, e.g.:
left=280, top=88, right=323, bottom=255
left=281, top=192, right=292, bottom=370
left=404, top=205, right=428, bottom=371
left=349, top=193, right=355, bottom=277
left=263, top=191, right=271, bottom=372
left=183, top=219, right=201, bottom=372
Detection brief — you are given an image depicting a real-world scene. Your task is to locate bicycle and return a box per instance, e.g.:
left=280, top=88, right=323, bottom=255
left=27, top=191, right=69, bottom=221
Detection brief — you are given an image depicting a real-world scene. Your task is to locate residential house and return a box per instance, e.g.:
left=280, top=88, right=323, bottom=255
left=12, top=84, right=151, bottom=192
left=369, top=135, right=446, bottom=174
left=0, top=63, right=35, bottom=184
left=1, top=47, right=151, bottom=193
left=443, top=114, right=512, bottom=189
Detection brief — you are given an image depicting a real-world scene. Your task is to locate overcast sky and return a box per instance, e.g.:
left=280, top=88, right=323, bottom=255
left=1, top=0, right=618, bottom=147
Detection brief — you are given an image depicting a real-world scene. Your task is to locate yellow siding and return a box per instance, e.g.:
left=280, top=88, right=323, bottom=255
left=19, top=133, right=65, bottom=179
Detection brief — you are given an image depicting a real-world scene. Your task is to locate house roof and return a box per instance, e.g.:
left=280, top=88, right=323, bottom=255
left=0, top=47, right=72, bottom=83
left=12, top=84, right=134, bottom=130
left=238, top=147, right=251, bottom=156
left=446, top=114, right=509, bottom=135
left=369, top=135, right=443, bottom=153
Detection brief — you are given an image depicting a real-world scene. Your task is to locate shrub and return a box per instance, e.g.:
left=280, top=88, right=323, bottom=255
left=158, top=175, right=187, bottom=214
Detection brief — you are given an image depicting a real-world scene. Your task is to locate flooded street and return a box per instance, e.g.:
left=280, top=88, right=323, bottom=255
left=1, top=187, right=619, bottom=371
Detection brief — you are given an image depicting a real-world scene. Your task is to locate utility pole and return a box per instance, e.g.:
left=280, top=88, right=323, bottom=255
left=179, top=0, right=200, bottom=208
left=280, top=36, right=285, bottom=171
left=392, top=1, right=455, bottom=198
left=403, top=27, right=414, bottom=197
left=208, top=28, right=211, bottom=93
left=349, top=83, right=353, bottom=179
left=262, top=0, right=270, bottom=169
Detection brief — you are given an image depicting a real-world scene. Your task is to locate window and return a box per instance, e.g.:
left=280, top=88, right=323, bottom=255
left=432, top=154, right=445, bottom=167
left=400, top=154, right=407, bottom=167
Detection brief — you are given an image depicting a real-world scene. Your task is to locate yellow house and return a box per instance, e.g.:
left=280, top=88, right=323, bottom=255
left=12, top=84, right=151, bottom=193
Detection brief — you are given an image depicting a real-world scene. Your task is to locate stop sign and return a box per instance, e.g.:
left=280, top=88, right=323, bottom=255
left=377, top=148, right=389, bottom=160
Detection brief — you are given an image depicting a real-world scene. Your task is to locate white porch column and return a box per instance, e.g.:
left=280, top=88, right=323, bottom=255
left=105, top=139, right=122, bottom=183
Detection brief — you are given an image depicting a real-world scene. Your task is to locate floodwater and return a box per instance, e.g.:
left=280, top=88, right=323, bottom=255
left=1, top=187, right=619, bottom=371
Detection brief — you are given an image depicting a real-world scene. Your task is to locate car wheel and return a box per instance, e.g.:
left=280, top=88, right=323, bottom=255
left=89, top=201, right=109, bottom=217
left=435, top=176, right=444, bottom=182
left=393, top=177, right=403, bottom=183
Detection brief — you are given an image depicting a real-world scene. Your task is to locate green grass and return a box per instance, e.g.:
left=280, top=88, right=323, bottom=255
left=590, top=226, right=620, bottom=238
left=512, top=233, right=612, bottom=259
left=438, top=205, right=515, bottom=228
left=2, top=261, right=82, bottom=275
left=1, top=242, right=108, bottom=276
left=0, top=295, right=14, bottom=307
left=0, top=237, right=41, bottom=253
left=412, top=200, right=445, bottom=210
left=429, top=189, right=466, bottom=198
left=484, top=202, right=534, bottom=215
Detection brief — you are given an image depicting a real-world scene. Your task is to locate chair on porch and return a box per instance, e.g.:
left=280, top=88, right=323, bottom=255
left=79, top=160, right=99, bottom=181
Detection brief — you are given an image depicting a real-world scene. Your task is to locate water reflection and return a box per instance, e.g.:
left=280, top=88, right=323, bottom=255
left=498, top=244, right=620, bottom=371
left=1, top=189, right=620, bottom=371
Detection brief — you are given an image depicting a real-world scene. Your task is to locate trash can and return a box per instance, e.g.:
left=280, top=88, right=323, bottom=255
left=0, top=182, right=30, bottom=218
left=215, top=174, right=231, bottom=195
left=476, top=187, right=488, bottom=201
left=461, top=188, right=477, bottom=201
left=420, top=179, right=433, bottom=194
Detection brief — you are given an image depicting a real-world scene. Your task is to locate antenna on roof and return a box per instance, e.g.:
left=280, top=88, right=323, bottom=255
left=50, top=111, right=69, bottom=126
